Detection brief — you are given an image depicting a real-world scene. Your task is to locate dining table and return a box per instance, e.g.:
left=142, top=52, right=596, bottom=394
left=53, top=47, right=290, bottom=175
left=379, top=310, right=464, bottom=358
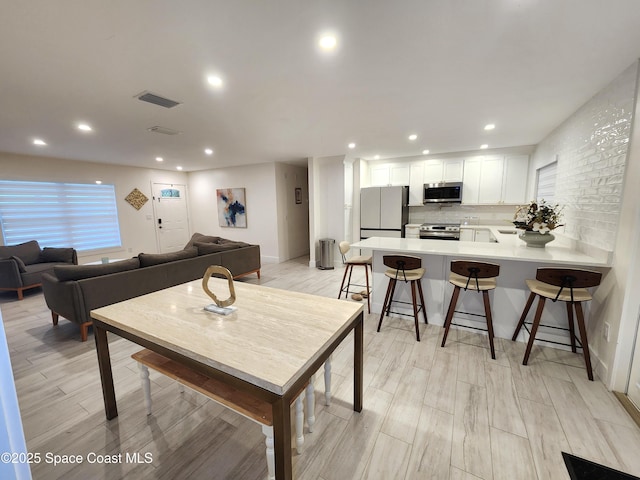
left=90, top=278, right=364, bottom=480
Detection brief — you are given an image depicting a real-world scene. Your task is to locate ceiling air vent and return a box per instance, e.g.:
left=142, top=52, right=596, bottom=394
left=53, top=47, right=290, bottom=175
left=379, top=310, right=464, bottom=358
left=135, top=90, right=181, bottom=109
left=147, top=126, right=182, bottom=135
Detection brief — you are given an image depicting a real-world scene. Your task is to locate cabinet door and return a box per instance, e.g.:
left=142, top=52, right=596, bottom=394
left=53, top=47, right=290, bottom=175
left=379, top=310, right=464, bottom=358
left=423, top=159, right=444, bottom=183
left=380, top=186, right=403, bottom=230
left=459, top=228, right=475, bottom=242
left=478, top=157, right=504, bottom=204
left=360, top=187, right=381, bottom=229
left=409, top=163, right=424, bottom=205
left=503, top=155, right=529, bottom=204
left=443, top=158, right=464, bottom=182
left=390, top=165, right=410, bottom=186
left=371, top=165, right=390, bottom=186
left=462, top=158, right=481, bottom=204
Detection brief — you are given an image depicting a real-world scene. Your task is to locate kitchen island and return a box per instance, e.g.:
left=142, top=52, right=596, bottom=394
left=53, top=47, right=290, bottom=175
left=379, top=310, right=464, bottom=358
left=351, top=227, right=611, bottom=350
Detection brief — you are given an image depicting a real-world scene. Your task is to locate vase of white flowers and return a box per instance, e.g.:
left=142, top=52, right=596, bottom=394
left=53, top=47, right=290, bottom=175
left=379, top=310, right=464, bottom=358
left=513, top=200, right=564, bottom=248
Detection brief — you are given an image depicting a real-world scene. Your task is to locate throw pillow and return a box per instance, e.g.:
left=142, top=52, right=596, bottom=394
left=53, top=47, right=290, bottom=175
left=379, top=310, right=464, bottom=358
left=40, top=247, right=75, bottom=264
left=0, top=240, right=41, bottom=265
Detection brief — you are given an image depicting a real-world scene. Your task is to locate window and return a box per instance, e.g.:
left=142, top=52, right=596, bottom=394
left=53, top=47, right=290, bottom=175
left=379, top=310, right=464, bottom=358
left=0, top=180, right=122, bottom=251
left=535, top=160, right=557, bottom=202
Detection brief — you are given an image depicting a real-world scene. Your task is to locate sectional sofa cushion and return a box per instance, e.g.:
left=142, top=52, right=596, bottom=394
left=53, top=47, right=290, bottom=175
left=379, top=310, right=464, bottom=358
left=138, top=247, right=198, bottom=267
left=11, top=256, right=27, bottom=273
left=184, top=233, right=221, bottom=249
left=54, top=258, right=140, bottom=282
left=40, top=247, right=76, bottom=264
left=193, top=241, right=248, bottom=255
left=0, top=240, right=42, bottom=265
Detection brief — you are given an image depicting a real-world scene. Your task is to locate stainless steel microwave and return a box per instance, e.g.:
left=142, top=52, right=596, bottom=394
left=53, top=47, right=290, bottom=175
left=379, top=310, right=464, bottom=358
left=423, top=182, right=463, bottom=203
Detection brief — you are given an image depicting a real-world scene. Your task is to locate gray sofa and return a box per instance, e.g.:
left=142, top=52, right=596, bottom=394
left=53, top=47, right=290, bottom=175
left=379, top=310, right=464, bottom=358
left=0, top=240, right=78, bottom=300
left=42, top=234, right=260, bottom=341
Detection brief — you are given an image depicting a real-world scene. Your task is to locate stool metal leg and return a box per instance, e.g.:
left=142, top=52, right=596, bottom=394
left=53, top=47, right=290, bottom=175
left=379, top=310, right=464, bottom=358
left=482, top=290, right=496, bottom=359
left=522, top=296, right=546, bottom=365
left=386, top=278, right=397, bottom=317
left=574, top=302, right=594, bottom=381
left=512, top=291, right=536, bottom=341
left=363, top=264, right=371, bottom=314
left=338, top=265, right=351, bottom=299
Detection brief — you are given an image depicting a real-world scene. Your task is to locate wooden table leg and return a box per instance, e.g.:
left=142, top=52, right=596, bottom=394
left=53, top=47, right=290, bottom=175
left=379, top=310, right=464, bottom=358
left=272, top=396, right=293, bottom=480
left=354, top=311, right=363, bottom=412
left=93, top=324, right=118, bottom=420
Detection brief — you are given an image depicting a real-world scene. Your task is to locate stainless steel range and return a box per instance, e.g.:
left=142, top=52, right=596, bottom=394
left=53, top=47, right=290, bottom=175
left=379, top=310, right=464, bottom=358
left=419, top=223, right=460, bottom=240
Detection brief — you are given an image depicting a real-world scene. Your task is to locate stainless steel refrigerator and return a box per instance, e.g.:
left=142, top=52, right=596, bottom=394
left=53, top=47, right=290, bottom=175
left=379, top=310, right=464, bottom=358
left=360, top=186, right=409, bottom=238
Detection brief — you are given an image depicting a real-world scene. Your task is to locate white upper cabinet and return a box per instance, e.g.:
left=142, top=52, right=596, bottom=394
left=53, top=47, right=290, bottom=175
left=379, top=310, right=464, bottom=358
left=370, top=165, right=390, bottom=186
left=408, top=162, right=424, bottom=206
left=503, top=155, right=529, bottom=204
left=423, top=159, right=463, bottom=183
left=463, top=155, right=528, bottom=204
left=370, top=164, right=410, bottom=186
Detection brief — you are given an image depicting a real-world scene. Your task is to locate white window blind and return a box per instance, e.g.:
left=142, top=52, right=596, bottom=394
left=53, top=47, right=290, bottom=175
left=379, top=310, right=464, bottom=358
left=0, top=180, right=122, bottom=251
left=536, top=161, right=557, bottom=202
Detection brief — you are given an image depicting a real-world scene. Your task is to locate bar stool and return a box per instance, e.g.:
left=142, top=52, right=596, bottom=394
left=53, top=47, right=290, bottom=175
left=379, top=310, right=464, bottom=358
left=440, top=260, right=500, bottom=359
left=511, top=267, right=602, bottom=381
left=377, top=255, right=427, bottom=341
left=337, top=241, right=372, bottom=313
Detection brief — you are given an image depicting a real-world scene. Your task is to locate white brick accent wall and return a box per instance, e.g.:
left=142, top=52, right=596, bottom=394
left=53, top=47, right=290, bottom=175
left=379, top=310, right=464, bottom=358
left=531, top=61, right=638, bottom=251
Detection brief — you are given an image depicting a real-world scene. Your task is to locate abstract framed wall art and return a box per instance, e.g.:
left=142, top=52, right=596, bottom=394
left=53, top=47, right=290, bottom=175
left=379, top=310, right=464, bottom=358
left=217, top=188, right=247, bottom=228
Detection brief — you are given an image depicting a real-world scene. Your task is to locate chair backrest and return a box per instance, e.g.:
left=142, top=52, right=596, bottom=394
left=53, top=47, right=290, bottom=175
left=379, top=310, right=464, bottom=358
left=339, top=241, right=350, bottom=263
left=536, top=267, right=602, bottom=302
left=383, top=255, right=422, bottom=271
left=450, top=260, right=500, bottom=279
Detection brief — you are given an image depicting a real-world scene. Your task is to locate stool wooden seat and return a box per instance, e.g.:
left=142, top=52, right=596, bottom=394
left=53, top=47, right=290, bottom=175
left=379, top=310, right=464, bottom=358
left=377, top=255, right=427, bottom=341
left=338, top=241, right=372, bottom=313
left=132, top=349, right=314, bottom=480
left=511, top=268, right=602, bottom=381
left=441, top=260, right=500, bottom=359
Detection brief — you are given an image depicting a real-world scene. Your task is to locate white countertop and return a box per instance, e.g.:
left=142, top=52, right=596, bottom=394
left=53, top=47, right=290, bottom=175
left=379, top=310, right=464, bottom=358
left=353, top=226, right=611, bottom=267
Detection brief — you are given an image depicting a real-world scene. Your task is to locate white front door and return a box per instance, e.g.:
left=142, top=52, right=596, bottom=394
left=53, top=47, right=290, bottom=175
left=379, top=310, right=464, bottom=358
left=152, top=183, right=190, bottom=253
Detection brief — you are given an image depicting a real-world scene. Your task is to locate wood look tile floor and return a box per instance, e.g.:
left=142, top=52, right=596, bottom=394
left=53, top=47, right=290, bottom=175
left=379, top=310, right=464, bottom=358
left=2, top=256, right=640, bottom=480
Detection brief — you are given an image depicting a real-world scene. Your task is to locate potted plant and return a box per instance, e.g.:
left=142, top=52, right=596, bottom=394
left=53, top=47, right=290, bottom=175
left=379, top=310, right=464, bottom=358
left=513, top=200, right=564, bottom=247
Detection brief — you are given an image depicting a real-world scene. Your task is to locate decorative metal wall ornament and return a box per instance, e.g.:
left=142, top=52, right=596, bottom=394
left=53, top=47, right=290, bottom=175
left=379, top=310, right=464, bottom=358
left=125, top=188, right=149, bottom=210
left=202, top=265, right=237, bottom=315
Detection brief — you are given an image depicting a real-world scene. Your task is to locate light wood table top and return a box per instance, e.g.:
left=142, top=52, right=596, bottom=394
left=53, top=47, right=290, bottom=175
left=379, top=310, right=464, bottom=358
left=90, top=278, right=364, bottom=480
left=91, top=278, right=363, bottom=395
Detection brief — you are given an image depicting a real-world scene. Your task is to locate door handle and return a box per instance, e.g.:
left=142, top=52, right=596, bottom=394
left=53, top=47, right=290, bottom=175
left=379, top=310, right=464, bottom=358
left=158, top=218, right=162, bottom=229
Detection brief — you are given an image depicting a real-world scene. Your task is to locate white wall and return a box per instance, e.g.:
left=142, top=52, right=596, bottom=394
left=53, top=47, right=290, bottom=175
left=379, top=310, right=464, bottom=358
left=0, top=152, right=187, bottom=261
left=529, top=60, right=640, bottom=386
left=187, top=163, right=281, bottom=263
left=308, top=155, right=345, bottom=267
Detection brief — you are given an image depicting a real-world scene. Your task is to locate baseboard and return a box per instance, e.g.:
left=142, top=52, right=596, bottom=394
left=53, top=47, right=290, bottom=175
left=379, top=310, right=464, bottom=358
left=613, top=391, right=640, bottom=430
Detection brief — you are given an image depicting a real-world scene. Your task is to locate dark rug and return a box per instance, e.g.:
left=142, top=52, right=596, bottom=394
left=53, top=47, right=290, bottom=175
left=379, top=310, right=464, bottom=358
left=563, top=452, right=640, bottom=480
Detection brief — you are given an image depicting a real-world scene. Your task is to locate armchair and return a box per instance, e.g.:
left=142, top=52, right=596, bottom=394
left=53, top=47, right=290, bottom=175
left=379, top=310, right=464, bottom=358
left=0, top=240, right=77, bottom=300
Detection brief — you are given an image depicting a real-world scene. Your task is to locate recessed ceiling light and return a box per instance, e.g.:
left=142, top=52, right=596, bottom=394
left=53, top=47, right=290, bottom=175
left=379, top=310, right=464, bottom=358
left=204, top=148, right=213, bottom=155
left=374, top=155, right=380, bottom=160
left=207, top=75, right=223, bottom=87
left=95, top=180, right=102, bottom=184
left=33, top=139, right=46, bottom=146
left=484, top=123, right=495, bottom=131
left=77, top=123, right=92, bottom=132
left=422, top=149, right=430, bottom=155
left=408, top=134, right=418, bottom=141
left=155, top=157, right=163, bottom=162
left=319, top=34, right=337, bottom=50
left=348, top=142, right=356, bottom=149
left=480, top=144, right=489, bottom=149
left=176, top=166, right=183, bottom=171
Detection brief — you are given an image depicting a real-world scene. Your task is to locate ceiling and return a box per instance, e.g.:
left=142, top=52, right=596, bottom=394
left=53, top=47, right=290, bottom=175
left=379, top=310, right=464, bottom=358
left=2, top=1, right=640, bottom=172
